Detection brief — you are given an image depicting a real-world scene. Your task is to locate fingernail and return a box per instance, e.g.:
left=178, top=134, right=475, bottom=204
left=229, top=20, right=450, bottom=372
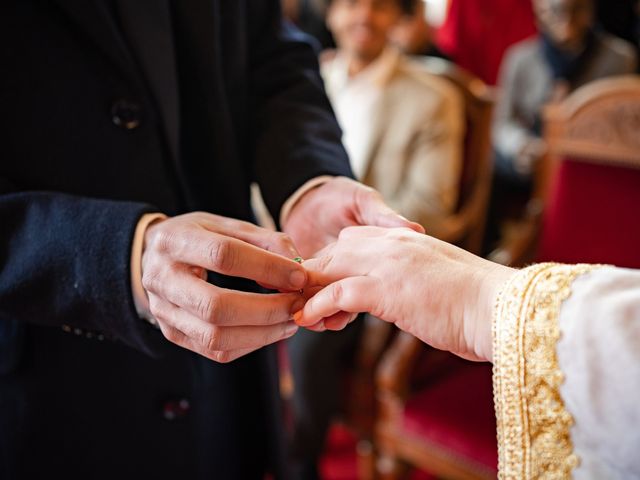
left=292, top=310, right=304, bottom=325
left=285, top=321, right=299, bottom=337
left=289, top=269, right=306, bottom=289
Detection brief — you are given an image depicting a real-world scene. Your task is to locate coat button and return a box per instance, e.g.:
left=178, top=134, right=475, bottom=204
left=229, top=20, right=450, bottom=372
left=111, top=99, right=141, bottom=130
left=162, top=398, right=191, bottom=421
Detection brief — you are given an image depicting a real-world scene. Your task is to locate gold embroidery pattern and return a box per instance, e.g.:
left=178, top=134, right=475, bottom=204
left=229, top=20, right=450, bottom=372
left=492, top=263, right=598, bottom=479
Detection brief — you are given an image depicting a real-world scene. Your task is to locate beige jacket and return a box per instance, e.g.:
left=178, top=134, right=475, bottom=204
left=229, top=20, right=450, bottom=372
left=322, top=50, right=464, bottom=232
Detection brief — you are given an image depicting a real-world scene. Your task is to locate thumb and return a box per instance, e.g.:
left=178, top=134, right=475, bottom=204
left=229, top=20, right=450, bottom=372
left=357, top=190, right=425, bottom=234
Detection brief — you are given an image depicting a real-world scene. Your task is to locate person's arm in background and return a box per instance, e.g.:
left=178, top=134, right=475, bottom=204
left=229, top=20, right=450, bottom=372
left=385, top=81, right=464, bottom=235
left=492, top=46, right=545, bottom=176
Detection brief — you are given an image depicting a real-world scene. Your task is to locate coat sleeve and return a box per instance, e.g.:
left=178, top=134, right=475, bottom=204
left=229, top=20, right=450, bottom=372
left=246, top=0, right=354, bottom=226
left=0, top=189, right=164, bottom=356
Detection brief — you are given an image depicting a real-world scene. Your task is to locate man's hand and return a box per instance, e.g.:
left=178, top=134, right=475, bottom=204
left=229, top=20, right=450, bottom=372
left=141, top=212, right=306, bottom=363
left=282, top=177, right=424, bottom=258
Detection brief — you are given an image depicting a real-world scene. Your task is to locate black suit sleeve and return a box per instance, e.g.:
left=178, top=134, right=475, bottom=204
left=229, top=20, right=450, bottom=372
left=0, top=191, right=162, bottom=355
left=247, top=0, right=354, bottom=225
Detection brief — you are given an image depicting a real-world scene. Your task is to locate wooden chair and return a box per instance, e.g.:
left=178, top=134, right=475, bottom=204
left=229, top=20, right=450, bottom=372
left=488, top=74, right=640, bottom=268
left=365, top=60, right=499, bottom=480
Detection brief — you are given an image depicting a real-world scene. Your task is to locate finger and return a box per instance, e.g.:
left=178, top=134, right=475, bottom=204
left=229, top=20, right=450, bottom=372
left=354, top=188, right=425, bottom=234
left=166, top=228, right=307, bottom=290
left=302, top=229, right=387, bottom=286
left=303, top=254, right=367, bottom=288
left=152, top=296, right=300, bottom=351
left=296, top=276, right=382, bottom=327
left=156, top=322, right=263, bottom=363
left=195, top=213, right=301, bottom=259
left=304, top=321, right=327, bottom=332
left=323, top=311, right=358, bottom=331
left=145, top=267, right=305, bottom=326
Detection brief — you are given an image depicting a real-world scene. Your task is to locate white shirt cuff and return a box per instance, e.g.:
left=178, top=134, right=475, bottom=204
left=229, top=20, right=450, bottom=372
left=130, top=212, right=168, bottom=324
left=279, top=176, right=334, bottom=227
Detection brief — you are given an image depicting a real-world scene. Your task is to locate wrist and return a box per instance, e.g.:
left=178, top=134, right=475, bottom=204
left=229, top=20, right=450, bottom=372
left=468, top=262, right=517, bottom=362
left=131, top=213, right=168, bottom=322
left=280, top=176, right=333, bottom=229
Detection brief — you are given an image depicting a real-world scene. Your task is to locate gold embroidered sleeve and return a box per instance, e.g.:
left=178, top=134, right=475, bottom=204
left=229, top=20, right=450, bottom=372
left=492, top=263, right=600, bottom=479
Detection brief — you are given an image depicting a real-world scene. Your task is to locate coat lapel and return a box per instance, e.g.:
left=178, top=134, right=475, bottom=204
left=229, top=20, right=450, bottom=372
left=115, top=0, right=180, bottom=163
left=51, top=0, right=180, bottom=165
left=50, top=0, right=139, bottom=86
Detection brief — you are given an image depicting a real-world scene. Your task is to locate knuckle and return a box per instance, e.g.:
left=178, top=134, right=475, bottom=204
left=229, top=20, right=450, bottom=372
left=331, top=282, right=344, bottom=306
left=263, top=301, right=285, bottom=325
left=316, top=253, right=334, bottom=273
left=274, top=231, right=294, bottom=249
left=151, top=228, right=175, bottom=254
left=162, top=326, right=181, bottom=344
left=370, top=278, right=387, bottom=318
left=217, top=352, right=233, bottom=363
left=357, top=183, right=378, bottom=200
left=147, top=295, right=163, bottom=317
left=263, top=326, right=281, bottom=347
left=196, top=292, right=219, bottom=323
left=339, top=226, right=359, bottom=240
left=213, top=351, right=233, bottom=364
left=203, top=327, right=226, bottom=352
left=141, top=268, right=163, bottom=294
left=207, top=238, right=235, bottom=273
left=260, top=257, right=278, bottom=282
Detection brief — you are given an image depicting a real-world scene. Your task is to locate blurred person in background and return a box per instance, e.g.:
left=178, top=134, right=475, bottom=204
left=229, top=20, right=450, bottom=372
left=437, top=0, right=538, bottom=85
left=283, top=0, right=337, bottom=49
left=287, top=0, right=464, bottom=477
left=485, top=0, right=638, bottom=252
left=389, top=0, right=449, bottom=58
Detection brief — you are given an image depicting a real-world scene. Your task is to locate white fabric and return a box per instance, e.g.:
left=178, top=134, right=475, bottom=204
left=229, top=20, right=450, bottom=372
left=322, top=48, right=398, bottom=180
left=557, top=266, right=640, bottom=479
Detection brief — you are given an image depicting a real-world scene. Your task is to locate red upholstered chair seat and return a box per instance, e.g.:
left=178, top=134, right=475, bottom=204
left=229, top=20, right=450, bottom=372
left=538, top=157, right=640, bottom=268
left=402, top=360, right=497, bottom=475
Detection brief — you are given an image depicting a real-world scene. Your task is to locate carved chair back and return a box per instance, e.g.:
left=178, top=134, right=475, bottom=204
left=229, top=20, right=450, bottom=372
left=536, top=75, right=640, bottom=267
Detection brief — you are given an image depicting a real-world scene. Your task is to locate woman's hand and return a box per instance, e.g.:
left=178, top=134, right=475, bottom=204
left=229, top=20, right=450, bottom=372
left=297, top=227, right=516, bottom=362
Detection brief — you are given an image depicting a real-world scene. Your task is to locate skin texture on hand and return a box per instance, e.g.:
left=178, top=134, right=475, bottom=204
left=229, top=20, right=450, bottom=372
left=297, top=227, right=516, bottom=362
left=282, top=177, right=424, bottom=258
left=141, top=212, right=307, bottom=363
